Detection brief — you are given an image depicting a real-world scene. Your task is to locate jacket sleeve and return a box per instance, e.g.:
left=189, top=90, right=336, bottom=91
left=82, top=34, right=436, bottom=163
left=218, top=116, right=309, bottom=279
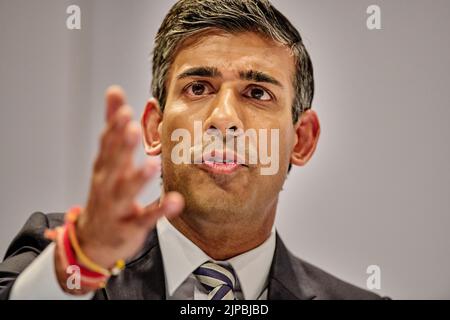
left=0, top=212, right=63, bottom=299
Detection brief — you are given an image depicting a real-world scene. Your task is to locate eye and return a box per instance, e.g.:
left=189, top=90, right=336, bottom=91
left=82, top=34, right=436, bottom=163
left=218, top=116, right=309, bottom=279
left=243, top=86, right=273, bottom=101
left=183, top=81, right=213, bottom=96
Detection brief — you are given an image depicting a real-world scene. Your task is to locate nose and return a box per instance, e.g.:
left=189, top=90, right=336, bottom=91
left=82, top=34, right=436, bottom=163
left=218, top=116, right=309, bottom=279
left=203, top=89, right=244, bottom=137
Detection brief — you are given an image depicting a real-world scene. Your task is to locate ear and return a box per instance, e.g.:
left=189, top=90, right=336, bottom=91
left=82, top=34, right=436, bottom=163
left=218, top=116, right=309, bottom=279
left=290, top=109, right=321, bottom=166
left=141, top=98, right=163, bottom=156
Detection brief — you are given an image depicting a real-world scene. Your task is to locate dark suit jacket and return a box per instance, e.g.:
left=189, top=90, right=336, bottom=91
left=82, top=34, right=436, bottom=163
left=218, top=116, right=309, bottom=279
left=0, top=212, right=385, bottom=300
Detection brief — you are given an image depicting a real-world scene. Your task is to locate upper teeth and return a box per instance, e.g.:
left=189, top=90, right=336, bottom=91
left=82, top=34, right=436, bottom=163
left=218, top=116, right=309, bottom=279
left=211, top=158, right=234, bottom=163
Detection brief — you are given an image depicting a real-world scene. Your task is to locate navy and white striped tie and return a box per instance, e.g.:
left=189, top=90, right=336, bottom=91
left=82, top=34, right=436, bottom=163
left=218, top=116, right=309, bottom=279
left=193, top=262, right=236, bottom=300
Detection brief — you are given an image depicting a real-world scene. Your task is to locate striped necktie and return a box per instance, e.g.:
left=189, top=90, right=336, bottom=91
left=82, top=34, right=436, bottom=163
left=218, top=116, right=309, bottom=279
left=193, top=261, right=236, bottom=300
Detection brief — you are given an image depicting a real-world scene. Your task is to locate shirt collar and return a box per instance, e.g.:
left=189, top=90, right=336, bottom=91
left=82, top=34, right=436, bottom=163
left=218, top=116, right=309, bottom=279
left=156, top=216, right=276, bottom=300
left=227, top=229, right=276, bottom=299
left=156, top=216, right=210, bottom=297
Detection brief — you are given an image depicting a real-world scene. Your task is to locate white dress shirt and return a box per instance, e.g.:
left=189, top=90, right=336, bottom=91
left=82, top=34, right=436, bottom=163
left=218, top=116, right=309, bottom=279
left=157, top=216, right=276, bottom=300
left=10, top=216, right=276, bottom=300
left=9, top=242, right=93, bottom=300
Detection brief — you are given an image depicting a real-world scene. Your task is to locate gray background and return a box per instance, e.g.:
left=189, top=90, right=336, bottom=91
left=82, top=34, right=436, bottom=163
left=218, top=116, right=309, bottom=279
left=1, top=0, right=449, bottom=299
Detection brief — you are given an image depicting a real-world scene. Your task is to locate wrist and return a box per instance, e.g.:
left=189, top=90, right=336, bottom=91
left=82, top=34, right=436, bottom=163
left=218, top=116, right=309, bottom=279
left=54, top=235, right=95, bottom=295
left=75, top=214, right=121, bottom=269
left=45, top=206, right=125, bottom=294
left=67, top=207, right=125, bottom=276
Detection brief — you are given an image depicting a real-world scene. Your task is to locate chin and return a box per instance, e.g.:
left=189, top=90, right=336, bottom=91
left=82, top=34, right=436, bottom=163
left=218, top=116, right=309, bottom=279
left=195, top=184, right=245, bottom=207
left=164, top=165, right=253, bottom=216
left=184, top=184, right=251, bottom=220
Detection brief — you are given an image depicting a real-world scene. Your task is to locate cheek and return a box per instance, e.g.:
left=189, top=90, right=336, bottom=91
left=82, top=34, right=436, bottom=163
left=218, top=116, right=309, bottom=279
left=276, top=128, right=295, bottom=176
left=160, top=115, right=183, bottom=174
left=257, top=115, right=294, bottom=153
left=161, top=107, right=190, bottom=145
left=266, top=121, right=294, bottom=176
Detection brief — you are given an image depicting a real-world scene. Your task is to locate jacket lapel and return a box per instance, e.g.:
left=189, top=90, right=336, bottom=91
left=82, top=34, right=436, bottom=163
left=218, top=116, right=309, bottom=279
left=267, top=234, right=316, bottom=300
left=95, top=230, right=166, bottom=300
left=95, top=230, right=316, bottom=300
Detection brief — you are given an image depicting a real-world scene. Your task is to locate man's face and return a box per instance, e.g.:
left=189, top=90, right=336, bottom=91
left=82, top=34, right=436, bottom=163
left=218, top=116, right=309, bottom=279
left=160, top=31, right=297, bottom=223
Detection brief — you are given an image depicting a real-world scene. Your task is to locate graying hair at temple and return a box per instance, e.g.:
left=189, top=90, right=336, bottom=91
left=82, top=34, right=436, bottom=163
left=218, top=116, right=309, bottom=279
left=151, top=0, right=314, bottom=123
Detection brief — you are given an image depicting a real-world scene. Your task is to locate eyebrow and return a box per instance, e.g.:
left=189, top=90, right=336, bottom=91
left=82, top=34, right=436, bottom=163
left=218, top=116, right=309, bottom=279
left=176, top=66, right=222, bottom=79
left=176, top=66, right=283, bottom=87
left=239, top=70, right=283, bottom=87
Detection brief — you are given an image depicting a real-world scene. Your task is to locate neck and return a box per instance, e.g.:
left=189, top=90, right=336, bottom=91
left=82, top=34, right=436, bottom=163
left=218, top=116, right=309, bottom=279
left=168, top=200, right=277, bottom=261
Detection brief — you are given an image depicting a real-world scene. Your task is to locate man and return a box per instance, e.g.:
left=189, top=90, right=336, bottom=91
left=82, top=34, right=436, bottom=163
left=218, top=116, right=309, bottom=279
left=0, top=0, right=383, bottom=300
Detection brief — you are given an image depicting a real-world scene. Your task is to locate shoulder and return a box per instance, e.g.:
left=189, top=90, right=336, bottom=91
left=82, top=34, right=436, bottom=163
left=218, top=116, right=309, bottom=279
left=287, top=249, right=385, bottom=300
left=270, top=234, right=388, bottom=300
left=4, top=212, right=64, bottom=259
left=15, top=211, right=65, bottom=231
left=0, top=212, right=66, bottom=299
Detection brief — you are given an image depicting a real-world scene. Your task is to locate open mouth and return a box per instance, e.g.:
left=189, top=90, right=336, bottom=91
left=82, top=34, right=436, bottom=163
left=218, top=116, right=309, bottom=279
left=202, top=159, right=241, bottom=174
left=198, top=150, right=247, bottom=175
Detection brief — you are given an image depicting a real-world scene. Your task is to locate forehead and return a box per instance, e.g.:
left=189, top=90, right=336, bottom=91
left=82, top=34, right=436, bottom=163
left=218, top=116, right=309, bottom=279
left=169, top=31, right=295, bottom=83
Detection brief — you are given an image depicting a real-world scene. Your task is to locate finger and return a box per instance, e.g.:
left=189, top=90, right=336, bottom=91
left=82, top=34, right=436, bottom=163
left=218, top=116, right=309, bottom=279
left=95, top=106, right=133, bottom=172
left=114, top=158, right=161, bottom=207
left=108, top=105, right=133, bottom=132
left=111, top=115, right=139, bottom=155
left=101, top=106, right=134, bottom=161
left=120, top=199, right=156, bottom=223
left=104, top=122, right=141, bottom=190
left=102, top=105, right=133, bottom=151
left=105, top=85, right=127, bottom=122
left=137, top=192, right=184, bottom=228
